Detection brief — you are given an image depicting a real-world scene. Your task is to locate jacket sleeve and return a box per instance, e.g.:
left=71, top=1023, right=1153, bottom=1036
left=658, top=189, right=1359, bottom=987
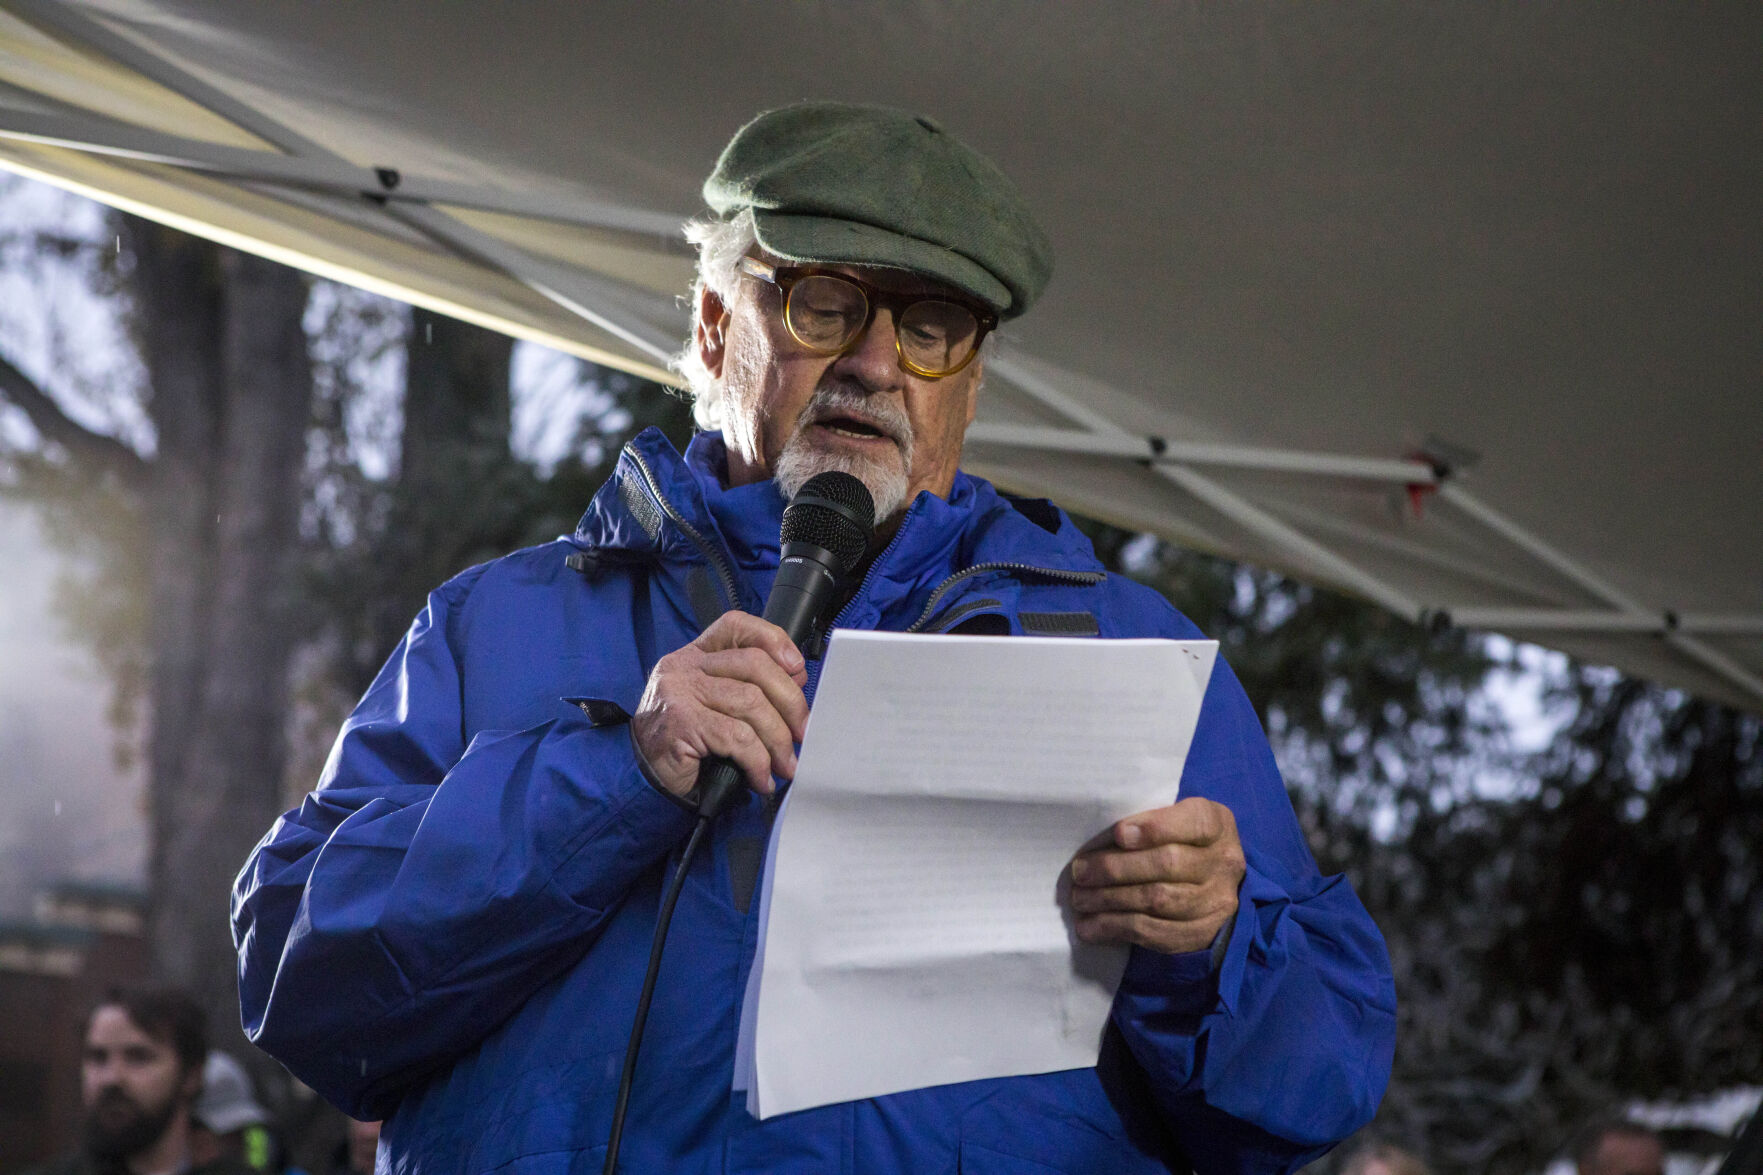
left=1109, top=656, right=1397, bottom=1175
left=231, top=568, right=695, bottom=1117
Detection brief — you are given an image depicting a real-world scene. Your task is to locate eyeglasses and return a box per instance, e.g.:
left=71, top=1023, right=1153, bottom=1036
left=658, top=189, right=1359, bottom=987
left=738, top=256, right=996, bottom=379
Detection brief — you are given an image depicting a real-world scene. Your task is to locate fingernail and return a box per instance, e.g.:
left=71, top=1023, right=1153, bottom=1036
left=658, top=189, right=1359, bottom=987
left=1119, top=824, right=1142, bottom=849
left=1070, top=858, right=1090, bottom=883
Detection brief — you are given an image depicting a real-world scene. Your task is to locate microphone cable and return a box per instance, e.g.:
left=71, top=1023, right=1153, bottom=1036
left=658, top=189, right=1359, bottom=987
left=601, top=471, right=874, bottom=1175
left=601, top=770, right=742, bottom=1175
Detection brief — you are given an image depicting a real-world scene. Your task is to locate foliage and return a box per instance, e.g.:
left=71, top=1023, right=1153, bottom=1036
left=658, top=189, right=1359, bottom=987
left=1081, top=519, right=1762, bottom=1173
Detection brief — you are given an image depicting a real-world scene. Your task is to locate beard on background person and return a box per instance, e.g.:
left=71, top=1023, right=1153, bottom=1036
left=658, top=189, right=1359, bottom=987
left=81, top=1082, right=184, bottom=1166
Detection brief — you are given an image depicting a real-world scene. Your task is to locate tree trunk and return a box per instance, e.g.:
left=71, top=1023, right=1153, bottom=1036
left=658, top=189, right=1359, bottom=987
left=402, top=306, right=513, bottom=487
left=126, top=221, right=222, bottom=939
left=342, top=307, right=515, bottom=696
left=124, top=217, right=313, bottom=1047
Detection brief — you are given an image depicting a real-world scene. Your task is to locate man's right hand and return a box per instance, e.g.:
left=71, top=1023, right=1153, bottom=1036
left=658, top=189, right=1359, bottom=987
left=631, top=611, right=810, bottom=799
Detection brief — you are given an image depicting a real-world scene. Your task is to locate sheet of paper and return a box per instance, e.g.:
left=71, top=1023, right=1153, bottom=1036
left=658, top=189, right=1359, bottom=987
left=733, top=630, right=1217, bottom=1118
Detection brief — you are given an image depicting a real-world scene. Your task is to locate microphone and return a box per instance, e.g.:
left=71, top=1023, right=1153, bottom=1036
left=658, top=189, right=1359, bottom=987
left=764, top=471, right=877, bottom=644
left=693, top=471, right=875, bottom=819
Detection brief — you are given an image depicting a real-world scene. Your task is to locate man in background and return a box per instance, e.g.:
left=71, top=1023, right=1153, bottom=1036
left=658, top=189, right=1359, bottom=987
left=1575, top=1119, right=1666, bottom=1175
left=30, top=987, right=252, bottom=1175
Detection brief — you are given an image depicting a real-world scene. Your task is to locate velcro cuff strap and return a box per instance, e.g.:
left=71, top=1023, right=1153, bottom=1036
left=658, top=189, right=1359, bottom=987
left=1020, top=610, right=1100, bottom=637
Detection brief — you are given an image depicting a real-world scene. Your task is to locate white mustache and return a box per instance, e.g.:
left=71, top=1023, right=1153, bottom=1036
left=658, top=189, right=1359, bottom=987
left=799, top=383, right=913, bottom=452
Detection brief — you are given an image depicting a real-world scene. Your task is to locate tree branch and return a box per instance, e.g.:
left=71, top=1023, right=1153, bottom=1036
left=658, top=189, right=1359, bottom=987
left=0, top=351, right=149, bottom=489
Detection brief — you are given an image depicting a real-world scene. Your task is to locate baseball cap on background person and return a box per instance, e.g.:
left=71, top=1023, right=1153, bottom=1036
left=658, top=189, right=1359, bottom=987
left=194, top=1051, right=270, bottom=1132
left=193, top=1051, right=276, bottom=1169
left=702, top=101, right=1055, bottom=320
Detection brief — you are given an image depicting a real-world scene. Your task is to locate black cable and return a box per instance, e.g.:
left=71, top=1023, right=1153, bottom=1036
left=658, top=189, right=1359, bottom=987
left=602, top=813, right=713, bottom=1175
left=602, top=812, right=714, bottom=1173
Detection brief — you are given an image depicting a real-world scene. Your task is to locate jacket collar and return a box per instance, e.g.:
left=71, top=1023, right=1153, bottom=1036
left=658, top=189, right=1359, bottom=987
left=573, top=427, right=1105, bottom=592
left=573, top=427, right=726, bottom=563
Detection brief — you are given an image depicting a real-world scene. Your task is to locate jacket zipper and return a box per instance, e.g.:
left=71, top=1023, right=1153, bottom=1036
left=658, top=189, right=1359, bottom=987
left=625, top=446, right=742, bottom=615
left=905, top=562, right=1106, bottom=633
left=922, top=597, right=1004, bottom=633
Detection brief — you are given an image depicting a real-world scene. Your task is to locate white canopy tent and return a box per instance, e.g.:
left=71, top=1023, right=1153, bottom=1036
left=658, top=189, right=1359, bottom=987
left=2, top=1, right=1758, bottom=710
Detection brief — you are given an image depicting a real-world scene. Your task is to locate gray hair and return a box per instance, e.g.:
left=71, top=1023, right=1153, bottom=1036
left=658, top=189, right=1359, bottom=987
left=670, top=210, right=758, bottom=432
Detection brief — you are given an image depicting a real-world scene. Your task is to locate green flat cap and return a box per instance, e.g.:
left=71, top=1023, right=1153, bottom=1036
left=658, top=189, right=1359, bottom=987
left=704, top=102, right=1053, bottom=319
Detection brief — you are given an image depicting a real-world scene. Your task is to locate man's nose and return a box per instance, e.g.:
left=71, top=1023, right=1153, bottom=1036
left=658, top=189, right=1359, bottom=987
left=832, top=307, right=904, bottom=389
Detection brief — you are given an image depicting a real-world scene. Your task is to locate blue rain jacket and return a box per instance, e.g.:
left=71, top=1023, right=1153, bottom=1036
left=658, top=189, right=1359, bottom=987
left=234, top=428, right=1395, bottom=1174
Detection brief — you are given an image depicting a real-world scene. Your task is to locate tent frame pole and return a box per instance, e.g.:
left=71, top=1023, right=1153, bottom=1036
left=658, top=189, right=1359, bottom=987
left=1438, top=486, right=1763, bottom=703
left=965, top=421, right=1439, bottom=484
left=1146, top=461, right=1423, bottom=620
left=975, top=362, right=1427, bottom=619
left=3, top=0, right=690, bottom=357
left=0, top=106, right=686, bottom=234
left=1447, top=609, right=1763, bottom=637
left=381, top=203, right=679, bottom=365
left=977, top=365, right=1763, bottom=707
left=9, top=0, right=331, bottom=157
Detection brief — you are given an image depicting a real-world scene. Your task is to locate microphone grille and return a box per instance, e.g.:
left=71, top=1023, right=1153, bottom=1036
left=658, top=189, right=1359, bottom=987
left=780, top=472, right=875, bottom=574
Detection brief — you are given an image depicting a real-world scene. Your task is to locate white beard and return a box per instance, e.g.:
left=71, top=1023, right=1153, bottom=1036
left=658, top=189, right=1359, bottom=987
left=772, top=385, right=914, bottom=526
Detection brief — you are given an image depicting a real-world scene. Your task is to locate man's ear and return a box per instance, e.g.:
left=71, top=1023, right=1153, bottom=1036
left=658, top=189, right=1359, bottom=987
left=696, top=285, right=731, bottom=380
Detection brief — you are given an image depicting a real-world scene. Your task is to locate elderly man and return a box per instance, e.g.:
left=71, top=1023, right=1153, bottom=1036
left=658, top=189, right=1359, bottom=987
left=235, top=102, right=1395, bottom=1174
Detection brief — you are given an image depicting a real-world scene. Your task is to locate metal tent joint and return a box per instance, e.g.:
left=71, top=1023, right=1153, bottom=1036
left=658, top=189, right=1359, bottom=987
left=966, top=401, right=1763, bottom=707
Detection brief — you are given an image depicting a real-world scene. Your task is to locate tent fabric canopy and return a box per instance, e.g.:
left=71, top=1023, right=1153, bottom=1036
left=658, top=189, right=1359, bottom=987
left=2, top=1, right=1758, bottom=711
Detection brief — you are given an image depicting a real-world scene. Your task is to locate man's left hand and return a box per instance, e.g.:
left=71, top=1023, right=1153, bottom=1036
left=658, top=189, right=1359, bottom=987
left=1068, top=798, right=1246, bottom=955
